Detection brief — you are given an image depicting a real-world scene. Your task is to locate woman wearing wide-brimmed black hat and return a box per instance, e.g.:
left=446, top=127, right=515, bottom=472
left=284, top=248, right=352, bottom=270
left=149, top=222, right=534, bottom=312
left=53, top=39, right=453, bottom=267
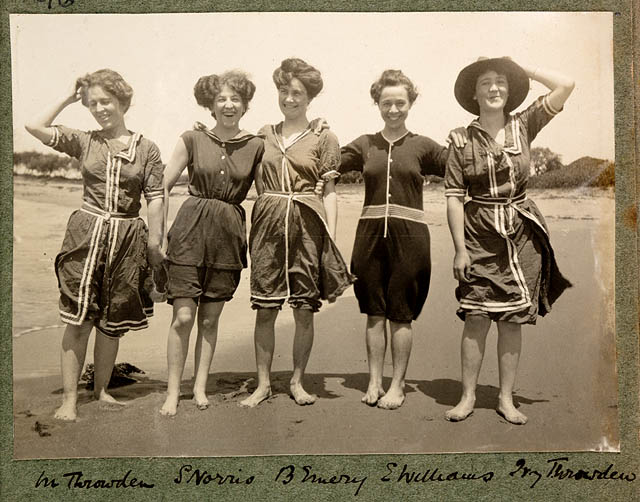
left=443, top=57, right=574, bottom=424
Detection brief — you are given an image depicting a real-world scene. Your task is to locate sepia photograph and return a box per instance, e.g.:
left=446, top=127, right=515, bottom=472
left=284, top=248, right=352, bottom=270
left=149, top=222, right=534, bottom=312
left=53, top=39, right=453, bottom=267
left=9, top=11, right=619, bottom=463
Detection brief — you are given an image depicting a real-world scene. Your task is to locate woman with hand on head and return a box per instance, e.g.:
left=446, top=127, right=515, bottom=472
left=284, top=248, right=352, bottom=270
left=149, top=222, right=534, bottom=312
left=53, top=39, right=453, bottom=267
left=159, top=71, right=264, bottom=416
left=444, top=57, right=574, bottom=424
left=339, top=69, right=457, bottom=410
left=240, top=57, right=353, bottom=408
left=24, top=69, right=165, bottom=421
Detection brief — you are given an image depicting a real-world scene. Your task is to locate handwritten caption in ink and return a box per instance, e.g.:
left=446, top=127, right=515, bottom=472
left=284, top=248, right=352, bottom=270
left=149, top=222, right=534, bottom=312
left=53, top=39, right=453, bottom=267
left=33, top=457, right=636, bottom=496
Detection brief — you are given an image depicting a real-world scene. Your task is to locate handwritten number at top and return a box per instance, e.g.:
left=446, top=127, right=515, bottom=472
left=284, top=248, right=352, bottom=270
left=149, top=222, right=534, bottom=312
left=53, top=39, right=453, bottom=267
left=37, top=0, right=75, bottom=9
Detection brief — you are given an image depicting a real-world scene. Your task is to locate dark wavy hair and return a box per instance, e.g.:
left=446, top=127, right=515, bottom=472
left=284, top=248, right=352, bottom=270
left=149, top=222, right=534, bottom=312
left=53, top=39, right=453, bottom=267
left=272, top=58, right=323, bottom=100
left=193, top=71, right=256, bottom=113
left=76, top=69, right=134, bottom=113
left=370, top=69, right=419, bottom=105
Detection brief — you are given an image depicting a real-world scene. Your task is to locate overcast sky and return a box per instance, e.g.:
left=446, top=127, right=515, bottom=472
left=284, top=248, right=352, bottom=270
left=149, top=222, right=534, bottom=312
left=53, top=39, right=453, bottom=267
left=10, top=12, right=613, bottom=164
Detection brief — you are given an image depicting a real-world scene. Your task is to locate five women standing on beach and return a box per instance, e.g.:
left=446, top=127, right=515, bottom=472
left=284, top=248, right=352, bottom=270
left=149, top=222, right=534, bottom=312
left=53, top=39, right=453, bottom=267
left=30, top=56, right=573, bottom=425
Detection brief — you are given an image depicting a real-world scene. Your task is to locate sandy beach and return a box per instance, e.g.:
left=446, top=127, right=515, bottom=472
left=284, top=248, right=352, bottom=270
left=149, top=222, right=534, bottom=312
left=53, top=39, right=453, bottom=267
left=12, top=179, right=617, bottom=459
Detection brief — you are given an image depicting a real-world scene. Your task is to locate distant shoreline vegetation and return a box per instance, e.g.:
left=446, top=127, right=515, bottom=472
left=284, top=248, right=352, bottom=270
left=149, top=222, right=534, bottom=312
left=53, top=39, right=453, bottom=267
left=13, top=148, right=614, bottom=189
left=13, top=151, right=82, bottom=180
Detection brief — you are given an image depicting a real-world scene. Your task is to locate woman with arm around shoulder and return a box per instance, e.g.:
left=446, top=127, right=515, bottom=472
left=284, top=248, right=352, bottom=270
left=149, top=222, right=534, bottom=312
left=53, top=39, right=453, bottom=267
left=240, top=58, right=353, bottom=408
left=24, top=69, right=165, bottom=421
left=338, top=69, right=450, bottom=409
left=444, top=57, right=574, bottom=424
left=159, top=71, right=264, bottom=416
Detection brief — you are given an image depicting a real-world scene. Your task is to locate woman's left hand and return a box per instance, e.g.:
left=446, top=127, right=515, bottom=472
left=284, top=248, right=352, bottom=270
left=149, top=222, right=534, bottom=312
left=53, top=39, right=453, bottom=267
left=309, top=117, right=330, bottom=134
left=314, top=179, right=325, bottom=196
left=447, top=127, right=468, bottom=148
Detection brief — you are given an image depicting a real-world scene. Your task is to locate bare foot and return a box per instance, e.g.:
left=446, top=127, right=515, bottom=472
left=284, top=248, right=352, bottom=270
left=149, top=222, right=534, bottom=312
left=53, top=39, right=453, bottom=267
left=54, top=400, right=77, bottom=421
left=193, top=390, right=210, bottom=411
left=445, top=396, right=475, bottom=422
left=377, top=386, right=405, bottom=410
left=361, top=385, right=385, bottom=406
left=239, top=386, right=272, bottom=408
left=496, top=401, right=528, bottom=425
left=96, top=391, right=126, bottom=406
left=290, top=382, right=316, bottom=406
left=159, top=394, right=180, bottom=416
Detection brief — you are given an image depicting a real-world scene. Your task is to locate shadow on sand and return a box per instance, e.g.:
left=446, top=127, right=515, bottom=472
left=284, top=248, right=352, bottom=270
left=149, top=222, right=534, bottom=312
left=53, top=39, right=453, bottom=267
left=50, top=370, right=549, bottom=410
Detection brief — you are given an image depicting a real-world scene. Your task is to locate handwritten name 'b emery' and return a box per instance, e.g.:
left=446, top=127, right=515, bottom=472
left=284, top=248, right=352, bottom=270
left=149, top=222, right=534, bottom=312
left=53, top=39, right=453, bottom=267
left=275, top=465, right=367, bottom=497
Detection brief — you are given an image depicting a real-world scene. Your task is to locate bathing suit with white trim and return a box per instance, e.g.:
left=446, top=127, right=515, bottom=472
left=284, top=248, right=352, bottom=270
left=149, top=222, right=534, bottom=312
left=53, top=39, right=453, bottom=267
left=444, top=94, right=572, bottom=324
left=249, top=122, right=353, bottom=310
left=46, top=125, right=164, bottom=337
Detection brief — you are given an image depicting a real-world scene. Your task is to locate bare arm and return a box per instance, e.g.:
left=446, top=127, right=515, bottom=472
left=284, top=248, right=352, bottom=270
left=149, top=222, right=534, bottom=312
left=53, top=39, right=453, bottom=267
left=160, top=138, right=189, bottom=255
left=255, top=163, right=265, bottom=196
left=322, top=179, right=337, bottom=239
left=164, top=138, right=189, bottom=193
left=24, top=85, right=81, bottom=144
left=518, top=62, right=575, bottom=112
left=147, top=197, right=165, bottom=267
left=446, top=196, right=470, bottom=281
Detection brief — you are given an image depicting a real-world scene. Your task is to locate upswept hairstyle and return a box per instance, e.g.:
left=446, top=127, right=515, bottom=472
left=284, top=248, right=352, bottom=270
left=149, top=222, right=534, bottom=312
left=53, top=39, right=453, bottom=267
left=272, top=58, right=323, bottom=100
left=370, top=69, right=419, bottom=105
left=193, top=70, right=256, bottom=112
left=76, top=69, right=134, bottom=113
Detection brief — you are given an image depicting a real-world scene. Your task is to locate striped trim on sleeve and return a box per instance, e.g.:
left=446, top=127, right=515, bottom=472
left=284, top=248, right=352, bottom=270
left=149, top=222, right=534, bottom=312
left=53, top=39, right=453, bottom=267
left=541, top=94, right=562, bottom=116
left=46, top=126, right=60, bottom=147
left=445, top=188, right=467, bottom=197
left=144, top=189, right=164, bottom=202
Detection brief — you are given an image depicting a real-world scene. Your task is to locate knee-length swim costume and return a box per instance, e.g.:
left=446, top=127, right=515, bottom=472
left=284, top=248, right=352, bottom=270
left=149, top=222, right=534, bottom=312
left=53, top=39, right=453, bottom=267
left=44, top=125, right=164, bottom=337
left=166, top=124, right=264, bottom=303
left=339, top=132, right=447, bottom=323
left=249, top=123, right=353, bottom=311
left=444, top=94, right=572, bottom=324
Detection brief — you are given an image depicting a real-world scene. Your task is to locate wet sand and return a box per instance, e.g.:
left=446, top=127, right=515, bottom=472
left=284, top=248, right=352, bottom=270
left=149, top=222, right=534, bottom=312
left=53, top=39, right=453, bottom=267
left=12, top=179, right=617, bottom=458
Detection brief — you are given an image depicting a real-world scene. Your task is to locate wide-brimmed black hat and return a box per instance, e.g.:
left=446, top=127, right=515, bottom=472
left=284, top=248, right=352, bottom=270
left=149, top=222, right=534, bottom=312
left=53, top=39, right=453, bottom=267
left=454, top=57, right=529, bottom=115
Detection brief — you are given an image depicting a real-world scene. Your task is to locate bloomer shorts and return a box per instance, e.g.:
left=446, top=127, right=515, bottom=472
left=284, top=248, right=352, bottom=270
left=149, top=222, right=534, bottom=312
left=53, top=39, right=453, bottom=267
left=167, top=263, right=241, bottom=304
left=351, top=217, right=432, bottom=324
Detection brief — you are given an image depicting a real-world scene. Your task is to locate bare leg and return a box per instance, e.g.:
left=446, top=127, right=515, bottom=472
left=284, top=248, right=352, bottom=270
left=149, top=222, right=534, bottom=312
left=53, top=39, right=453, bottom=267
left=240, top=308, right=277, bottom=407
left=194, top=324, right=202, bottom=380
left=362, top=315, right=387, bottom=405
left=54, top=321, right=93, bottom=421
left=496, top=321, right=527, bottom=424
left=377, top=321, right=412, bottom=410
left=192, top=301, right=224, bottom=410
left=93, top=330, right=124, bottom=405
left=445, top=315, right=491, bottom=421
left=160, top=299, right=197, bottom=416
left=290, top=308, right=316, bottom=405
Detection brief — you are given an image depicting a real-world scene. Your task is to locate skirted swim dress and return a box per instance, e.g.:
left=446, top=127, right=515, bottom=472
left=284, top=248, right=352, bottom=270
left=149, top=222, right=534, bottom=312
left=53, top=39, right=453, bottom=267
left=45, top=125, right=164, bottom=337
left=340, top=132, right=447, bottom=323
left=166, top=124, right=264, bottom=302
left=444, top=95, right=572, bottom=324
left=249, top=123, right=353, bottom=311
